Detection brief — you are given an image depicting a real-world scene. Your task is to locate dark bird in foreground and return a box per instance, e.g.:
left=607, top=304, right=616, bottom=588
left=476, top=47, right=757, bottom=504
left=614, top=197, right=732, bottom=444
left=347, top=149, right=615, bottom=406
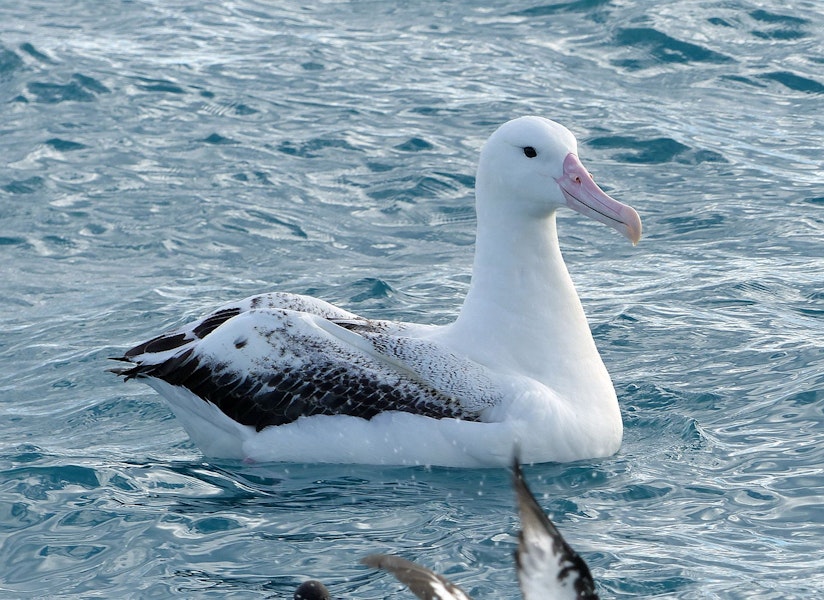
left=294, top=579, right=331, bottom=600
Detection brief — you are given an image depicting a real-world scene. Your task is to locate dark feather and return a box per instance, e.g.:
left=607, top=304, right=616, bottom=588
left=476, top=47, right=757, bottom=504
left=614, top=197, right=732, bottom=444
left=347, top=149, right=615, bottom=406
left=361, top=554, right=471, bottom=600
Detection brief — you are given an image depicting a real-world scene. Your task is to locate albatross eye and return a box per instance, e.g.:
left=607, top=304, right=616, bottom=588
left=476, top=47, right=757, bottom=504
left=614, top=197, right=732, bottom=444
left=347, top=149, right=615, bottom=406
left=523, top=146, right=537, bottom=158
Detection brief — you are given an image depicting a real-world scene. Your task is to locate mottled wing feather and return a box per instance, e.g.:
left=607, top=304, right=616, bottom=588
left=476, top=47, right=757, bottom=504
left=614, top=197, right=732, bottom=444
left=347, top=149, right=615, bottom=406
left=120, top=292, right=350, bottom=360
left=361, top=554, right=472, bottom=600
left=357, top=332, right=499, bottom=414
left=114, top=292, right=493, bottom=429
left=513, top=460, right=599, bottom=600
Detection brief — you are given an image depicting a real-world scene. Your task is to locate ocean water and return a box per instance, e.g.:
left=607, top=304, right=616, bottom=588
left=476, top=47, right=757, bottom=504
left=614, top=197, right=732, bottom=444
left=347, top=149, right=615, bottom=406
left=1, top=0, right=822, bottom=597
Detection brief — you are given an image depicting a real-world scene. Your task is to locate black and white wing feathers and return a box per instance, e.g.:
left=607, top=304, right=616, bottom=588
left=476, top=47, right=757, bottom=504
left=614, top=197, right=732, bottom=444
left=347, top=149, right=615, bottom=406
left=112, top=292, right=500, bottom=430
left=361, top=554, right=472, bottom=600
left=513, top=460, right=599, bottom=600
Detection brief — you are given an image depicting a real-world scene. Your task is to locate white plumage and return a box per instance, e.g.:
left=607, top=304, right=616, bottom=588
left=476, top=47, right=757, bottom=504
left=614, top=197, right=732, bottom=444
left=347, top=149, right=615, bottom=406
left=113, top=116, right=642, bottom=467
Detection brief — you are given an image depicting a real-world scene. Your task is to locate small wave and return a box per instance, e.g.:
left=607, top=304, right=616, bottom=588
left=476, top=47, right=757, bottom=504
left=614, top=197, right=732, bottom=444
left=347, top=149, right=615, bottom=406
left=0, top=46, right=24, bottom=78
left=587, top=135, right=726, bottom=165
left=759, top=71, right=824, bottom=94
left=612, top=27, right=733, bottom=69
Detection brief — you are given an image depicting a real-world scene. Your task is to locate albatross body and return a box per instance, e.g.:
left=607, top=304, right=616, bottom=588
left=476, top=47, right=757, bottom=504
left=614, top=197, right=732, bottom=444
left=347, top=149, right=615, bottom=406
left=113, top=116, right=642, bottom=467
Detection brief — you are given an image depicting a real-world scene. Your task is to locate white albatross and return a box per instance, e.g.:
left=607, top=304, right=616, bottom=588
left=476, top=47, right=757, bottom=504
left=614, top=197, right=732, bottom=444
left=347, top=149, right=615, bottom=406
left=112, top=116, right=642, bottom=467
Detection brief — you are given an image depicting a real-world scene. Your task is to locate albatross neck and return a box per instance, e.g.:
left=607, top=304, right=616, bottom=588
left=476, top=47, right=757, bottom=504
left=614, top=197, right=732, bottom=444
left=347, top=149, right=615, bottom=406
left=449, top=209, right=602, bottom=379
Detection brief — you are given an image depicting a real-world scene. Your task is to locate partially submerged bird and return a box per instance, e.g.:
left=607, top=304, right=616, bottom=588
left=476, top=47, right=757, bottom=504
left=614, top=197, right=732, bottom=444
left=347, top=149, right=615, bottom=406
left=293, top=580, right=331, bottom=600
left=112, top=116, right=641, bottom=467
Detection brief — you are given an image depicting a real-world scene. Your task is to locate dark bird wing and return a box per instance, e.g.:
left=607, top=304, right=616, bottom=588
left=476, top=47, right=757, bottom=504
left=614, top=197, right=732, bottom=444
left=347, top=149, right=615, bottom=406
left=361, top=554, right=472, bottom=600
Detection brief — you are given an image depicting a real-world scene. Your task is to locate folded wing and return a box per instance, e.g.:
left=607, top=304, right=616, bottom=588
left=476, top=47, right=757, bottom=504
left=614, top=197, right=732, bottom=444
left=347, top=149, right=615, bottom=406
left=112, top=292, right=501, bottom=430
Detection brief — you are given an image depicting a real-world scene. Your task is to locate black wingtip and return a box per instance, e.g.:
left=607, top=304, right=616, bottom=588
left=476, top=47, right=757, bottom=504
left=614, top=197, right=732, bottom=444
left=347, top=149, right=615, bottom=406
left=122, top=332, right=190, bottom=358
left=511, top=451, right=522, bottom=480
left=107, top=357, right=141, bottom=380
left=511, top=448, right=531, bottom=502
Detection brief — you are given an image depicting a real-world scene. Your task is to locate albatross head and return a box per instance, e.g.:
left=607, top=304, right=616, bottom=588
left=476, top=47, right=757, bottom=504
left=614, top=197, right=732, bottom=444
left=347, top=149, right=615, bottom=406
left=477, top=116, right=642, bottom=244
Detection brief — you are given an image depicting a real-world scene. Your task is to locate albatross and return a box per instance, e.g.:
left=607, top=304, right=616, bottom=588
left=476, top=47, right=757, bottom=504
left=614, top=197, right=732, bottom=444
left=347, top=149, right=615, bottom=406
left=112, top=116, right=642, bottom=467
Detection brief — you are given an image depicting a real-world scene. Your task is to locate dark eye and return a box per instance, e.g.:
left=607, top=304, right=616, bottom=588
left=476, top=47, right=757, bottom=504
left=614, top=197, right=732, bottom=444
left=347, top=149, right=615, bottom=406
left=523, top=146, right=537, bottom=158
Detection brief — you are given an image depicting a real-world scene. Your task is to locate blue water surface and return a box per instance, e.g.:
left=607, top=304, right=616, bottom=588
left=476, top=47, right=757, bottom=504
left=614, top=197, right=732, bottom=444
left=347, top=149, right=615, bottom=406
left=1, top=0, right=822, bottom=598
